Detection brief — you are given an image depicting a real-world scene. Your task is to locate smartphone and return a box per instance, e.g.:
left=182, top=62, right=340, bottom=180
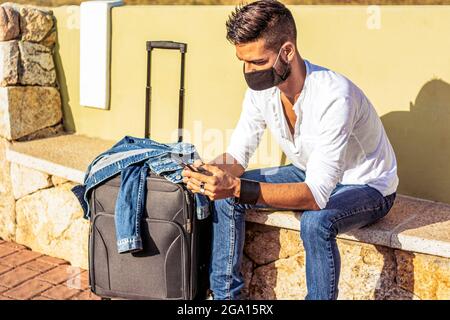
left=177, top=160, right=209, bottom=174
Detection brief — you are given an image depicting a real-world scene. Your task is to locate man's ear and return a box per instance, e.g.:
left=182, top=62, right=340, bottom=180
left=283, top=41, right=296, bottom=62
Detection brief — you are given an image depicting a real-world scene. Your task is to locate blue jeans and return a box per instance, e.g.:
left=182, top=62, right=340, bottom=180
left=209, top=164, right=396, bottom=300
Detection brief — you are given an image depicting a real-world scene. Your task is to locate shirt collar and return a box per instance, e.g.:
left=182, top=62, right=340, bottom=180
left=294, top=59, right=311, bottom=110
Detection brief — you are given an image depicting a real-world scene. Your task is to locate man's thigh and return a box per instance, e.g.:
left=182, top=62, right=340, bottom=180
left=315, top=184, right=396, bottom=235
left=240, top=164, right=306, bottom=184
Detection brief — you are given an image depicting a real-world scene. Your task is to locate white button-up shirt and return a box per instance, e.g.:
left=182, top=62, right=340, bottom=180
left=226, top=59, right=399, bottom=209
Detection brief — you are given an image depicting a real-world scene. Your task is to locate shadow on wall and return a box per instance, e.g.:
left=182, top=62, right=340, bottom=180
left=371, top=80, right=450, bottom=300
left=381, top=79, right=450, bottom=205
left=53, top=17, right=76, bottom=134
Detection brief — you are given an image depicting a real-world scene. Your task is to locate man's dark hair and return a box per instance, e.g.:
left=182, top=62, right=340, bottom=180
left=226, top=0, right=297, bottom=52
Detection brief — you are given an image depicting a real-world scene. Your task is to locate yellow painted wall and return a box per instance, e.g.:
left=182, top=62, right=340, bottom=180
left=52, top=5, right=450, bottom=204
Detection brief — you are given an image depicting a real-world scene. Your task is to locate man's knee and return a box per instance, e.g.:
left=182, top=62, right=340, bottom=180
left=300, top=209, right=338, bottom=243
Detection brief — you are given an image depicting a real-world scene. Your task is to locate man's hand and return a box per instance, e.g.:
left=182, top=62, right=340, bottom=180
left=181, top=160, right=241, bottom=201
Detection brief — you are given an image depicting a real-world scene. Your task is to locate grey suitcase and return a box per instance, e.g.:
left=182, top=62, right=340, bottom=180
left=88, top=173, right=211, bottom=300
left=87, top=41, right=211, bottom=300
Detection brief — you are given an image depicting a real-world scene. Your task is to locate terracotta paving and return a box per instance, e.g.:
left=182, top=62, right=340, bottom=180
left=0, top=239, right=101, bottom=300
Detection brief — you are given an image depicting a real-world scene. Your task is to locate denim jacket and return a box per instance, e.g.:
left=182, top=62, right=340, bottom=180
left=71, top=135, right=210, bottom=253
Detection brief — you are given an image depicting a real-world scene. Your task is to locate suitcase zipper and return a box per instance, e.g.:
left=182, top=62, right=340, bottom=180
left=186, top=219, right=192, bottom=234
left=184, top=190, right=192, bottom=234
left=183, top=189, right=194, bottom=299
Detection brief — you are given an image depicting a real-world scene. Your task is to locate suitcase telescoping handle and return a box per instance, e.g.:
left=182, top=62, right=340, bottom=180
left=147, top=41, right=187, bottom=53
left=145, top=41, right=187, bottom=142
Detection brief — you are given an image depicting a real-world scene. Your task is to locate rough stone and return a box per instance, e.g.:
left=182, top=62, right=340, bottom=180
left=0, top=137, right=15, bottom=241
left=240, top=254, right=253, bottom=300
left=50, top=175, right=69, bottom=187
left=250, top=253, right=306, bottom=300
left=15, top=123, right=65, bottom=142
left=0, top=86, right=62, bottom=140
left=244, top=226, right=423, bottom=300
left=15, top=182, right=89, bottom=269
left=244, top=223, right=301, bottom=265
left=0, top=40, right=57, bottom=87
left=19, top=6, right=54, bottom=44
left=0, top=40, right=19, bottom=86
left=395, top=250, right=450, bottom=300
left=337, top=239, right=403, bottom=300
left=0, top=5, right=20, bottom=41
left=10, top=162, right=52, bottom=199
left=40, top=28, right=56, bottom=48
left=18, top=41, right=56, bottom=86
left=246, top=209, right=301, bottom=232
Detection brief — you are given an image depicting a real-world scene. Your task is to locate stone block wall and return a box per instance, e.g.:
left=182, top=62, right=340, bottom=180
left=10, top=163, right=89, bottom=269
left=0, top=2, right=63, bottom=141
left=241, top=222, right=450, bottom=300
left=0, top=3, right=64, bottom=243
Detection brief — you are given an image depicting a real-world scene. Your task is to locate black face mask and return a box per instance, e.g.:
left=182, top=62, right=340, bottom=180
left=243, top=46, right=291, bottom=91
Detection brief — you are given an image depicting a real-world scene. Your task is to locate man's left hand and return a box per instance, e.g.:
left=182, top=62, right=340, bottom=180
left=181, top=160, right=240, bottom=201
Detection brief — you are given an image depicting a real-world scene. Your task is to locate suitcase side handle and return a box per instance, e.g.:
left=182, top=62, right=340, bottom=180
left=147, top=41, right=187, bottom=53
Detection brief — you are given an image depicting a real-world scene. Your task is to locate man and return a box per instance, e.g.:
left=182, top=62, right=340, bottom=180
left=182, top=0, right=398, bottom=300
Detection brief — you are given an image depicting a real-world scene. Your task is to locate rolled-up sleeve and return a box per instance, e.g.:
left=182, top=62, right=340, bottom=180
left=304, top=96, right=357, bottom=209
left=226, top=89, right=266, bottom=169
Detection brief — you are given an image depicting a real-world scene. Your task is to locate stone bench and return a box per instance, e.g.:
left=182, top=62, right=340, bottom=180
left=243, top=197, right=450, bottom=300
left=3, top=133, right=450, bottom=300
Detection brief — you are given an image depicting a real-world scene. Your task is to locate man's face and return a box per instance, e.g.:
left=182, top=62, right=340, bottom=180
left=235, top=39, right=280, bottom=73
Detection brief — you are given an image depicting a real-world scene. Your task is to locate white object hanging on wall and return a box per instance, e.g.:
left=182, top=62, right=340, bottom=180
left=79, top=0, right=124, bottom=110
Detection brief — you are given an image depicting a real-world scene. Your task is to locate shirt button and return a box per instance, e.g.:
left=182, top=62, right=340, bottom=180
left=176, top=175, right=182, bottom=180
